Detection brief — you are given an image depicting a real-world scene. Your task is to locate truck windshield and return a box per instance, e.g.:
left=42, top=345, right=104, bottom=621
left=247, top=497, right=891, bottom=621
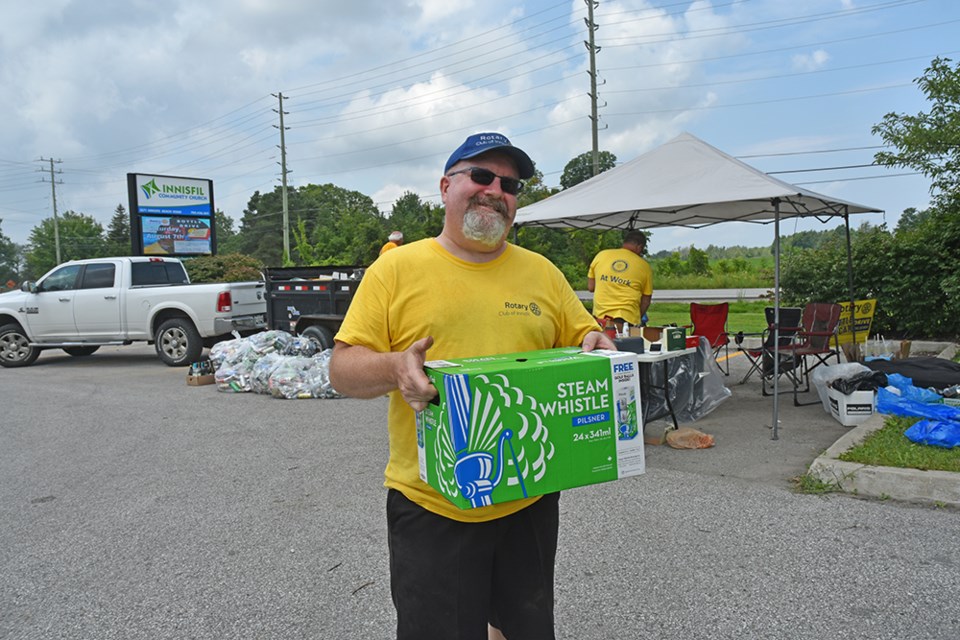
left=131, top=261, right=190, bottom=286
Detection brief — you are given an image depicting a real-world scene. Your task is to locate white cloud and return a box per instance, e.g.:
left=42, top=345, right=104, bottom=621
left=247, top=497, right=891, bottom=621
left=0, top=0, right=947, bottom=249
left=792, top=49, right=830, bottom=72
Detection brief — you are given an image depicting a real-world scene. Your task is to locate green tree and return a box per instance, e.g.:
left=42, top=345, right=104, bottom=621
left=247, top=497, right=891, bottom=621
left=235, top=184, right=384, bottom=266
left=779, top=56, right=960, bottom=339
left=214, top=210, right=240, bottom=254
left=517, top=168, right=558, bottom=208
left=893, top=207, right=932, bottom=232
left=780, top=213, right=960, bottom=338
left=25, top=211, right=107, bottom=278
left=387, top=192, right=444, bottom=242
left=183, top=253, right=263, bottom=282
left=686, top=246, right=711, bottom=276
left=234, top=188, right=287, bottom=266
left=778, top=227, right=846, bottom=251
left=655, top=252, right=686, bottom=278
left=0, top=218, right=22, bottom=287
left=289, top=183, right=384, bottom=266
left=106, top=204, right=131, bottom=256
left=873, top=57, right=960, bottom=203
left=559, top=151, right=617, bottom=189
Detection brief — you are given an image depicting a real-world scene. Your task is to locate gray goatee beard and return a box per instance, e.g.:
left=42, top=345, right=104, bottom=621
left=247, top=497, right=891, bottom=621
left=462, top=197, right=509, bottom=247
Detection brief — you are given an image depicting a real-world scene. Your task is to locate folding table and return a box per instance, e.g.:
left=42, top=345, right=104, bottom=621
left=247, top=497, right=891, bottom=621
left=615, top=340, right=698, bottom=430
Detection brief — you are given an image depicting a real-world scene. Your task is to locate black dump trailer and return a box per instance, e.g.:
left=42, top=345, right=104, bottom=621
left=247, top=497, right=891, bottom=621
left=262, top=265, right=365, bottom=350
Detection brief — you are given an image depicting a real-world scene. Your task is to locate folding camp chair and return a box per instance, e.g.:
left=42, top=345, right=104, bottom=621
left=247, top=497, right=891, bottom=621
left=734, top=307, right=803, bottom=394
left=769, top=302, right=843, bottom=405
left=685, top=302, right=730, bottom=375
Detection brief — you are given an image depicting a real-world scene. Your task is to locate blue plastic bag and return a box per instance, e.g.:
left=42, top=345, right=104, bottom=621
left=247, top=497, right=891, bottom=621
left=876, top=387, right=960, bottom=421
left=904, top=420, right=960, bottom=449
left=885, top=373, right=943, bottom=404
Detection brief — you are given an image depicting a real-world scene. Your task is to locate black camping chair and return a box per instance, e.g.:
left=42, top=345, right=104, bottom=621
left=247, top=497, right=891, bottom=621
left=768, top=302, right=843, bottom=405
left=735, top=307, right=804, bottom=394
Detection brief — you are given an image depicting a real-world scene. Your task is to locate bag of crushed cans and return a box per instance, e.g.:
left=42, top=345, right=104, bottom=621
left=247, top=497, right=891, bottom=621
left=210, top=330, right=341, bottom=399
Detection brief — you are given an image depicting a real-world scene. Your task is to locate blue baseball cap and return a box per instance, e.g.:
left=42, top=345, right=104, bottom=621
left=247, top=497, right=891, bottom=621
left=444, top=132, right=535, bottom=179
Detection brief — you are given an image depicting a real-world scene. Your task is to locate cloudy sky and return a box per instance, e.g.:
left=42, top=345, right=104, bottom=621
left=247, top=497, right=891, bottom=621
left=1, top=0, right=957, bottom=252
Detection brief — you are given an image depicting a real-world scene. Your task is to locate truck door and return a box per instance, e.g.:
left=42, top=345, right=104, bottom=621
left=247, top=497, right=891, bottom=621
left=24, top=264, right=82, bottom=339
left=72, top=262, right=122, bottom=338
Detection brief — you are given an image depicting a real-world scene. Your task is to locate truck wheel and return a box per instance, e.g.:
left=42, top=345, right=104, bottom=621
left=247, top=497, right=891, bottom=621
left=302, top=325, right=335, bottom=351
left=0, top=323, right=41, bottom=368
left=63, top=346, right=100, bottom=357
left=155, top=318, right=203, bottom=366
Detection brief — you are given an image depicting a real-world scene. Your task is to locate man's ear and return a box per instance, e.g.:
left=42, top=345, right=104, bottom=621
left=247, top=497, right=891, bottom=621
left=439, top=176, right=450, bottom=204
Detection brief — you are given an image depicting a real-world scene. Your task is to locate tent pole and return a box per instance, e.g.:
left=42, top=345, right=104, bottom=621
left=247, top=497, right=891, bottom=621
left=844, top=208, right=858, bottom=359
left=772, top=199, right=781, bottom=440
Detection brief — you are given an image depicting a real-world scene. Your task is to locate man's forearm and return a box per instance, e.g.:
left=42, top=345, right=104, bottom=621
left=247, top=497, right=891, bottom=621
left=329, top=342, right=402, bottom=398
left=640, top=294, right=652, bottom=316
left=330, top=337, right=439, bottom=411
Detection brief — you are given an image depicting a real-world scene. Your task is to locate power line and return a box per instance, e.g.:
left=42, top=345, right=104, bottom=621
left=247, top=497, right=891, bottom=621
left=795, top=172, right=920, bottom=185
left=20, top=2, right=936, bottom=175
left=1, top=0, right=949, bottom=244
left=767, top=163, right=880, bottom=174
left=737, top=145, right=887, bottom=159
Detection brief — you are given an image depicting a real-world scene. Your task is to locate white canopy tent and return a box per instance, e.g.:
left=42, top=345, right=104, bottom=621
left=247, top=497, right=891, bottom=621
left=515, top=132, right=883, bottom=439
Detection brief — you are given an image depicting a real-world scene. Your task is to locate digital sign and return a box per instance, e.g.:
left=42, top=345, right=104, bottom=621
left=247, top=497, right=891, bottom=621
left=127, top=173, right=216, bottom=256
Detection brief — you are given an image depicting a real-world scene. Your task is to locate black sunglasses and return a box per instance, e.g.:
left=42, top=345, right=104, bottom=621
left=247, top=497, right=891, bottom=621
left=446, top=167, right=524, bottom=195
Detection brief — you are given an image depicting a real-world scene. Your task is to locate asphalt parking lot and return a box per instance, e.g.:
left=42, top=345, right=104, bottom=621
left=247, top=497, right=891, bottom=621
left=2, top=344, right=959, bottom=639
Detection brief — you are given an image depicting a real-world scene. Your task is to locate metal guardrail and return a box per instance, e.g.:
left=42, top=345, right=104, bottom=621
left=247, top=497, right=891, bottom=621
left=577, top=288, right=771, bottom=302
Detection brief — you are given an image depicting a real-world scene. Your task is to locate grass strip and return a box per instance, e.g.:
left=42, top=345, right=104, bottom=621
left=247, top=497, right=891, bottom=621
left=839, top=416, right=960, bottom=472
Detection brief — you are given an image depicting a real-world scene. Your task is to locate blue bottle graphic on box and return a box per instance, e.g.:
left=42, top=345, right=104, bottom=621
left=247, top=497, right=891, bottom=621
left=444, top=374, right=528, bottom=507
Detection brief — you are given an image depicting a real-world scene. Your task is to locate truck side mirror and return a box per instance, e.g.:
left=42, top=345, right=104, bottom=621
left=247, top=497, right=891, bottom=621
left=20, top=281, right=37, bottom=293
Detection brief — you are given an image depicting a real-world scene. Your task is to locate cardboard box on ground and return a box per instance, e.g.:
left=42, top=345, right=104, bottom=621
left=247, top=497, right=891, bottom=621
left=187, top=373, right=215, bottom=386
left=418, top=347, right=645, bottom=510
left=186, top=359, right=216, bottom=386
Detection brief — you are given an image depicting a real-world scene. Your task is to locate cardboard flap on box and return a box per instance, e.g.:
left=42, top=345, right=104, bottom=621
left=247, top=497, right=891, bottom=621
left=641, top=327, right=662, bottom=342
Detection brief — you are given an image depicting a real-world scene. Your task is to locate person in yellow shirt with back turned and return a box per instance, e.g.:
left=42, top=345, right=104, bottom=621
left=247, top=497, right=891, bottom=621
left=587, top=230, right=653, bottom=333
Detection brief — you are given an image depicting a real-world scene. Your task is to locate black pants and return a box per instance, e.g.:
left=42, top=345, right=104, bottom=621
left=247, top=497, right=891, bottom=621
left=386, top=489, right=559, bottom=640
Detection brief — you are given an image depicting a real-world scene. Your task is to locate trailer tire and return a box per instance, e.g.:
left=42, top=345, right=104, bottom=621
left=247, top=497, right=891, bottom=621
left=155, top=318, right=203, bottom=367
left=0, top=323, right=40, bottom=368
left=302, top=325, right=335, bottom=351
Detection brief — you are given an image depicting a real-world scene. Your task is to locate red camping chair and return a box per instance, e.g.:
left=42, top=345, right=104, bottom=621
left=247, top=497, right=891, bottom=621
left=770, top=302, right=843, bottom=405
left=685, top=302, right=730, bottom=375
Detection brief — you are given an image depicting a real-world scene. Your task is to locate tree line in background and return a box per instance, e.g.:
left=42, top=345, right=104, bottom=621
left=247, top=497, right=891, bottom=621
left=782, top=57, right=960, bottom=339
left=2, top=58, right=957, bottom=339
left=0, top=150, right=621, bottom=283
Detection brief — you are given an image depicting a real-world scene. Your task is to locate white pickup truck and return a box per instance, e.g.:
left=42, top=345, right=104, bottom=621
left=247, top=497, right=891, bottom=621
left=0, top=256, right=266, bottom=368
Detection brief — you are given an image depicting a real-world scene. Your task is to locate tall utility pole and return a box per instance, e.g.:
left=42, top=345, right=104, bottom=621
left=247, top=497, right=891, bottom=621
left=272, top=92, right=291, bottom=262
left=39, top=157, right=63, bottom=263
left=584, top=0, right=604, bottom=177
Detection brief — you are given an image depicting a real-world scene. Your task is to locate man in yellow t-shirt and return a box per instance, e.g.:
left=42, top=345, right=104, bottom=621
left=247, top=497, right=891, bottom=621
left=330, top=132, right=613, bottom=640
left=378, top=230, right=403, bottom=255
left=588, top=230, right=653, bottom=331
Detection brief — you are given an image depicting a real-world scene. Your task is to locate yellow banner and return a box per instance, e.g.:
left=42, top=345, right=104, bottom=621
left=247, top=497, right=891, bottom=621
left=836, top=299, right=876, bottom=345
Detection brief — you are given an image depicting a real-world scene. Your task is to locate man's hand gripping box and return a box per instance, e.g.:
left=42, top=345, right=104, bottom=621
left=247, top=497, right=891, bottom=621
left=417, top=347, right=645, bottom=510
